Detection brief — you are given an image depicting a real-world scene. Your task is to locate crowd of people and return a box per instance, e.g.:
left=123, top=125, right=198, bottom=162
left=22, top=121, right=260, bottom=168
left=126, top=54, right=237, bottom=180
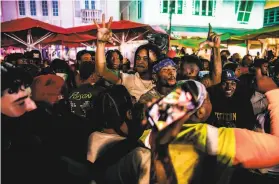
left=2, top=15, right=279, bottom=184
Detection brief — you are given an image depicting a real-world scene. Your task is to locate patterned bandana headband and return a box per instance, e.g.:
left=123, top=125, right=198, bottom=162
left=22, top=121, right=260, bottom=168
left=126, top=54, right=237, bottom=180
left=152, top=58, right=176, bottom=73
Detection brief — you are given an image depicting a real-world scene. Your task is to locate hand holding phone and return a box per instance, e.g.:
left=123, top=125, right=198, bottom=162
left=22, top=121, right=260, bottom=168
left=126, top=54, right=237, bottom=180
left=147, top=82, right=198, bottom=131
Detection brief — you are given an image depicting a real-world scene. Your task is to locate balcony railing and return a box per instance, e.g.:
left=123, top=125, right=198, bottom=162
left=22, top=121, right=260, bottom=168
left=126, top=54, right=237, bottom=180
left=81, top=9, right=102, bottom=24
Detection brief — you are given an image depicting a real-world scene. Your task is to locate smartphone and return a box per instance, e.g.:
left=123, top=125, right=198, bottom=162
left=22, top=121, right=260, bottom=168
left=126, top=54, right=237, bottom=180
left=147, top=82, right=198, bottom=131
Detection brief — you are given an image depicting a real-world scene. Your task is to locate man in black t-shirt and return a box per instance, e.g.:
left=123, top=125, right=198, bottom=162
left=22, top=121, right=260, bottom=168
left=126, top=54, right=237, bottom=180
left=207, top=70, right=256, bottom=130
left=69, top=62, right=106, bottom=118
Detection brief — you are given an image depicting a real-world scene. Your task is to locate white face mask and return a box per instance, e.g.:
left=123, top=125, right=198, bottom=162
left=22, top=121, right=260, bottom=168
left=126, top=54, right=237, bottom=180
left=56, top=73, right=68, bottom=81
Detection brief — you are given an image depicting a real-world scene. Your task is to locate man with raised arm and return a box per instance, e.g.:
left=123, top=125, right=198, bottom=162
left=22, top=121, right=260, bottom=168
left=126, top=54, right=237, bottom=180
left=94, top=15, right=162, bottom=101
left=140, top=70, right=279, bottom=184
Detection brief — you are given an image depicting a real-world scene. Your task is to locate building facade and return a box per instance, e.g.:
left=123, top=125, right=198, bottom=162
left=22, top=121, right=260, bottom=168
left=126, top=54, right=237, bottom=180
left=122, top=0, right=267, bottom=37
left=263, top=0, right=279, bottom=27
left=1, top=0, right=120, bottom=27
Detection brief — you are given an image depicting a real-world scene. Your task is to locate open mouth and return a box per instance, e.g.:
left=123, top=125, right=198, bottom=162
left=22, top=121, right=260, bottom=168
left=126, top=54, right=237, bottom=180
left=225, top=90, right=232, bottom=95
left=168, top=78, right=176, bottom=84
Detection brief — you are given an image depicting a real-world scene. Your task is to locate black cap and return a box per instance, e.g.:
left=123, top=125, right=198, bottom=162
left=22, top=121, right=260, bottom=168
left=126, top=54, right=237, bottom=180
left=221, top=70, right=239, bottom=82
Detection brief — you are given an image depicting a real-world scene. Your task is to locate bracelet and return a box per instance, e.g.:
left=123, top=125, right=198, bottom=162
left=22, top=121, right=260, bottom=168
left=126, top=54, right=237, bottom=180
left=97, top=40, right=108, bottom=44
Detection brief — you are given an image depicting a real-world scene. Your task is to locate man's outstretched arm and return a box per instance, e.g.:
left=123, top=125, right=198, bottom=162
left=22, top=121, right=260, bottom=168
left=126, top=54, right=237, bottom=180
left=94, top=14, right=121, bottom=84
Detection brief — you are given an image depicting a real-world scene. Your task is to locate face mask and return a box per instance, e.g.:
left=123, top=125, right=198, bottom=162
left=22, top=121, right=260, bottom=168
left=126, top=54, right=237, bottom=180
left=56, top=73, right=68, bottom=81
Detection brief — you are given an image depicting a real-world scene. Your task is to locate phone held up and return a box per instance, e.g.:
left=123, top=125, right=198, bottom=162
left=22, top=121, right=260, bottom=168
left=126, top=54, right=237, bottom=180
left=146, top=82, right=198, bottom=131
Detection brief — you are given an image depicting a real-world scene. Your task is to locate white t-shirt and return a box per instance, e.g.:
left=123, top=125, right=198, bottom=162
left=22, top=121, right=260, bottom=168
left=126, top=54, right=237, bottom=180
left=121, top=72, right=154, bottom=101
left=87, top=132, right=125, bottom=163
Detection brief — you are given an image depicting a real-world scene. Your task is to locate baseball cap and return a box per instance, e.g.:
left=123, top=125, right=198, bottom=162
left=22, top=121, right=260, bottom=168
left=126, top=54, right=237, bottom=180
left=221, top=70, right=239, bottom=82
left=31, top=74, right=65, bottom=104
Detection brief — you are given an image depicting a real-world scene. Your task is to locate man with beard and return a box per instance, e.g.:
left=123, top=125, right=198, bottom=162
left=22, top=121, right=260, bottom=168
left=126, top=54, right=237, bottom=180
left=207, top=70, right=256, bottom=129
left=139, top=58, right=178, bottom=104
left=94, top=15, right=161, bottom=101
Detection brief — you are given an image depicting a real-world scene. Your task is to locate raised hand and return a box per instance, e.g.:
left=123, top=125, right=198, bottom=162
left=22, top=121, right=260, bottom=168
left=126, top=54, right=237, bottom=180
left=199, top=23, right=220, bottom=49
left=145, top=89, right=193, bottom=146
left=255, top=68, right=278, bottom=93
left=93, top=14, right=113, bottom=43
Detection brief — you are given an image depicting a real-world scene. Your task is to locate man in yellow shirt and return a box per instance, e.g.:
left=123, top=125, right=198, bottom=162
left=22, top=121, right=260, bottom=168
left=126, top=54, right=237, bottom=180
left=144, top=70, right=279, bottom=184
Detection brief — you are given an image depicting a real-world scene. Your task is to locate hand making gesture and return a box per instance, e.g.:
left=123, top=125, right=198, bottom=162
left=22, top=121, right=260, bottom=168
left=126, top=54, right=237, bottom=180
left=199, top=23, right=220, bottom=49
left=93, top=14, right=113, bottom=44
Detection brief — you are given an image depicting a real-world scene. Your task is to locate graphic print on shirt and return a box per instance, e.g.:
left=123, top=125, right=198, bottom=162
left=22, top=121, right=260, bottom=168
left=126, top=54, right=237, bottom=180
left=214, top=112, right=237, bottom=128
left=69, top=91, right=94, bottom=117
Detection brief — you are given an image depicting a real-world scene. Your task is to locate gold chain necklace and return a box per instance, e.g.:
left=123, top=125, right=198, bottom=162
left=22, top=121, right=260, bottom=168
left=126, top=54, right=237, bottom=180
left=137, top=76, right=153, bottom=90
